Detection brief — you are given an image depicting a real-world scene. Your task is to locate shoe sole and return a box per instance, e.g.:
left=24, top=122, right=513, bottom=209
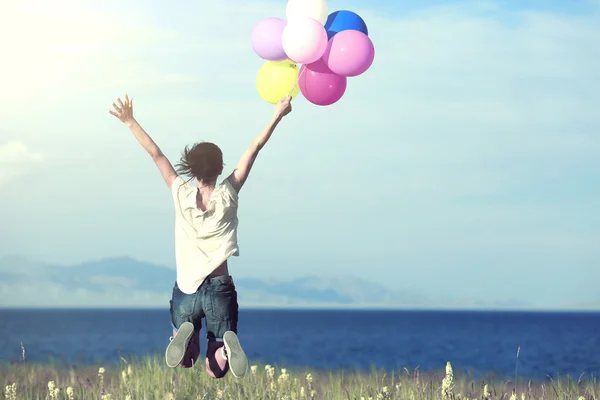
left=223, top=331, right=248, bottom=378
left=165, top=322, right=195, bottom=368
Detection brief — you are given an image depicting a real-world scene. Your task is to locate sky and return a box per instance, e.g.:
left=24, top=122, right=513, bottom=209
left=0, top=0, right=599, bottom=307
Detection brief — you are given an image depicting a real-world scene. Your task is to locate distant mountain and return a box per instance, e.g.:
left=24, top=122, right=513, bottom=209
left=0, top=256, right=432, bottom=308
left=0, top=255, right=579, bottom=310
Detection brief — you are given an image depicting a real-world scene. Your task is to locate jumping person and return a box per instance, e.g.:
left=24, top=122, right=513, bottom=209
left=109, top=94, right=293, bottom=378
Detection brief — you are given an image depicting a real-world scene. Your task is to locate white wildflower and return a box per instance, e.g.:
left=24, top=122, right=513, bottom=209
left=483, top=384, right=490, bottom=399
left=441, top=361, right=455, bottom=399
left=4, top=383, right=17, bottom=400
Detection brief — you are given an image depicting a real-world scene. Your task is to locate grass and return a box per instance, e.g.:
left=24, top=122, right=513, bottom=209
left=1, top=358, right=598, bottom=400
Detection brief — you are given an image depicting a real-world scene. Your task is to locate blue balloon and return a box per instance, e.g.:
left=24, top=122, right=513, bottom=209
left=324, top=10, right=369, bottom=40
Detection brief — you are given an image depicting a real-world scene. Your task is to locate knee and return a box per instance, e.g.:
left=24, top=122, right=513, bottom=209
left=206, top=367, right=227, bottom=379
left=205, top=359, right=228, bottom=379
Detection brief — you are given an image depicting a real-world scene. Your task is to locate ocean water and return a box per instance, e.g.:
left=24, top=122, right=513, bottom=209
left=0, top=309, right=599, bottom=380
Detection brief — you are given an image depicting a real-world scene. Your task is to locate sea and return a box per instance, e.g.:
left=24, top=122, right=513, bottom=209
left=0, top=309, right=599, bottom=381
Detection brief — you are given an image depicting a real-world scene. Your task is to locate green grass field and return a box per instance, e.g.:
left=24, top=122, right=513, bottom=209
left=1, top=358, right=598, bottom=400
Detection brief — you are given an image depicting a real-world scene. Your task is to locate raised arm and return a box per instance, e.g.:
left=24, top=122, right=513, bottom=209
left=226, top=95, right=293, bottom=193
left=109, top=95, right=177, bottom=189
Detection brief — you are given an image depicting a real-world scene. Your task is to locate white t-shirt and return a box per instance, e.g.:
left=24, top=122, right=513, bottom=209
left=171, top=175, right=239, bottom=294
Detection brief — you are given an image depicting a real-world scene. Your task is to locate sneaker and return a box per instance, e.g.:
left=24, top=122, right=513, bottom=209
left=222, top=331, right=248, bottom=378
left=165, top=322, right=195, bottom=368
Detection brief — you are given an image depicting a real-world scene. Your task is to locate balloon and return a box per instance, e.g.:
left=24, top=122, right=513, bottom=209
left=322, top=30, right=375, bottom=77
left=251, top=18, right=288, bottom=61
left=324, top=10, right=368, bottom=40
left=286, top=0, right=328, bottom=25
left=282, top=17, right=328, bottom=64
left=256, top=60, right=301, bottom=104
left=299, top=59, right=347, bottom=106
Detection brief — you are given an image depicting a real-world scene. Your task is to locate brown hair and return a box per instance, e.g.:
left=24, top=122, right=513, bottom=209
left=175, top=142, right=224, bottom=182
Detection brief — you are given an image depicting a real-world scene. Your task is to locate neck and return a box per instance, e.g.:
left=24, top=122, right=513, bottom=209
left=196, top=179, right=216, bottom=190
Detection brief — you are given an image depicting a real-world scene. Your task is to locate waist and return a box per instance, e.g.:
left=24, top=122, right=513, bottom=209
left=208, top=259, right=229, bottom=278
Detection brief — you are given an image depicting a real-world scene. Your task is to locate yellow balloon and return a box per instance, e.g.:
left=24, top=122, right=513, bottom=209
left=256, top=59, right=301, bottom=104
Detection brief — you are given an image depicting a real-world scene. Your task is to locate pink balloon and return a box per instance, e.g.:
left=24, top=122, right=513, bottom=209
left=299, top=59, right=347, bottom=106
left=282, top=17, right=328, bottom=64
left=322, top=30, right=375, bottom=77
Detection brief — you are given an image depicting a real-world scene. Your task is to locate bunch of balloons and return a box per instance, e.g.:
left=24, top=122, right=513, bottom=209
left=252, top=0, right=375, bottom=106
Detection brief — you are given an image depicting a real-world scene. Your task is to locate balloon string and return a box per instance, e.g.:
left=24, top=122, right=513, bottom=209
left=288, top=65, right=306, bottom=96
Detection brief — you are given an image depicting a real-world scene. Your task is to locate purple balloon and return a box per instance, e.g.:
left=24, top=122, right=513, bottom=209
left=299, top=59, right=347, bottom=106
left=251, top=17, right=287, bottom=61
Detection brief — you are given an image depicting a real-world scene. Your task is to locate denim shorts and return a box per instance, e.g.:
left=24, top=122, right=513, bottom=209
left=169, top=275, right=239, bottom=342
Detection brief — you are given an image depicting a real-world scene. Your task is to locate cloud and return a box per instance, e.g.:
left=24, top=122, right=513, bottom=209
left=0, top=141, right=44, bottom=184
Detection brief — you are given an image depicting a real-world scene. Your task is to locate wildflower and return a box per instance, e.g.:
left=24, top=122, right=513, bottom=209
left=441, top=362, right=455, bottom=399
left=125, top=396, right=132, bottom=400
left=4, top=383, right=17, bottom=400
left=48, top=381, right=60, bottom=400
left=379, top=385, right=391, bottom=400
left=98, top=367, right=106, bottom=394
left=121, top=370, right=128, bottom=382
left=278, top=368, right=290, bottom=385
left=300, top=387, right=305, bottom=397
left=101, top=394, right=112, bottom=400
left=127, top=365, right=133, bottom=376
left=483, top=384, right=490, bottom=399
left=578, top=397, right=586, bottom=400
left=521, top=393, right=526, bottom=400
left=509, top=392, right=516, bottom=400
left=266, top=365, right=275, bottom=380
left=270, top=381, right=277, bottom=391
left=310, top=389, right=317, bottom=400
left=251, top=365, right=258, bottom=374
left=306, top=373, right=313, bottom=383
left=166, top=393, right=175, bottom=400
left=66, top=386, right=74, bottom=400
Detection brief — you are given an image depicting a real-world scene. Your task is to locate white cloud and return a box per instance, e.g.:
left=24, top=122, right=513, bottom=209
left=0, top=140, right=44, bottom=184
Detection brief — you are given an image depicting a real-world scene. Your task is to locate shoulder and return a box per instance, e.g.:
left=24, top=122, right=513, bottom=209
left=171, top=175, right=194, bottom=198
left=218, top=178, right=239, bottom=203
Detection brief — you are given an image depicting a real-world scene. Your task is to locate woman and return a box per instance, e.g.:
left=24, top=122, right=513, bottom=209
left=109, top=94, right=293, bottom=378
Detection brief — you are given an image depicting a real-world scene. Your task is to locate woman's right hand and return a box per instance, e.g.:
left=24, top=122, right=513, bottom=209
left=274, top=95, right=293, bottom=120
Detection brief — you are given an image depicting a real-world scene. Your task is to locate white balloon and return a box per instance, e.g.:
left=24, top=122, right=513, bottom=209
left=285, top=0, right=328, bottom=25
